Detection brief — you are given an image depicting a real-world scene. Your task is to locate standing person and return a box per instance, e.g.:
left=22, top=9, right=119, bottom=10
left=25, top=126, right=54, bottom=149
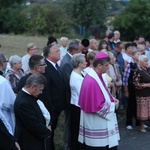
left=123, top=50, right=141, bottom=129
left=114, top=42, right=125, bottom=109
left=59, top=37, right=68, bottom=60
left=47, top=36, right=58, bottom=46
left=133, top=55, right=150, bottom=132
left=0, top=53, right=20, bottom=150
left=114, top=42, right=125, bottom=74
left=41, top=45, right=67, bottom=150
left=60, top=41, right=80, bottom=150
left=0, top=53, right=16, bottom=134
left=14, top=74, right=52, bottom=150
left=113, top=30, right=121, bottom=44
left=88, top=38, right=98, bottom=52
left=18, top=55, right=47, bottom=92
left=84, top=51, right=97, bottom=74
left=79, top=39, right=90, bottom=66
left=5, top=55, right=24, bottom=94
left=22, top=43, right=38, bottom=73
left=106, top=52, right=122, bottom=97
left=98, top=39, right=109, bottom=52
left=78, top=52, right=120, bottom=150
left=70, top=53, right=87, bottom=150
left=108, top=33, right=115, bottom=51
left=122, top=43, right=133, bottom=67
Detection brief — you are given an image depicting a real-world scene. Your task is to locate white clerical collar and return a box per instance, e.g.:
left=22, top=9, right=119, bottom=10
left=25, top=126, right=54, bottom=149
left=22, top=87, right=31, bottom=95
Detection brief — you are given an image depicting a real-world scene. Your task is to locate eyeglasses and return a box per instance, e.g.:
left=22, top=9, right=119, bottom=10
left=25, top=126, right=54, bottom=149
left=31, top=48, right=39, bottom=50
left=38, top=63, right=47, bottom=66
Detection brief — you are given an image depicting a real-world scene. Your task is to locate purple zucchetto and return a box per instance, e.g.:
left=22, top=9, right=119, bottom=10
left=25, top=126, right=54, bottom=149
left=95, top=51, right=108, bottom=59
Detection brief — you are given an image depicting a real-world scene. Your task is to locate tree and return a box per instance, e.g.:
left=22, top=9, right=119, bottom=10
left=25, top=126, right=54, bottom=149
left=0, top=0, right=24, bottom=9
left=0, top=0, right=27, bottom=33
left=112, top=0, right=150, bottom=41
left=64, top=0, right=108, bottom=36
left=27, top=2, right=72, bottom=35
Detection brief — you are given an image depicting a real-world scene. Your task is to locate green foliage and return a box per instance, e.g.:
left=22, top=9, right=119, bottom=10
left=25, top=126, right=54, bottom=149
left=0, top=4, right=29, bottom=34
left=65, top=0, right=108, bottom=28
left=0, top=0, right=108, bottom=37
left=26, top=2, right=72, bottom=35
left=112, top=0, right=150, bottom=40
left=0, top=0, right=25, bottom=9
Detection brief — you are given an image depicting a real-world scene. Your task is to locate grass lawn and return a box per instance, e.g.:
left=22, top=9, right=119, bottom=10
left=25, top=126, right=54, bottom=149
left=0, top=34, right=65, bottom=150
left=0, top=34, right=48, bottom=57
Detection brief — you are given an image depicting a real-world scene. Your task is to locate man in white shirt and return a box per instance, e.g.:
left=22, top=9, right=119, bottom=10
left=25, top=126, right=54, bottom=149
left=22, top=43, right=38, bottom=73
left=114, top=30, right=121, bottom=44
left=59, top=37, right=68, bottom=60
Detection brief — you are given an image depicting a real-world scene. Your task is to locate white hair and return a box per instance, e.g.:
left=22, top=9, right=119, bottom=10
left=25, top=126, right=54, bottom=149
left=114, top=30, right=120, bottom=34
left=138, top=55, right=148, bottom=62
left=60, top=37, right=68, bottom=41
left=9, top=55, right=21, bottom=67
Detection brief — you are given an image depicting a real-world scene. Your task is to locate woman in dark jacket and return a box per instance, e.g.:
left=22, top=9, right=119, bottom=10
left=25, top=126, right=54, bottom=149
left=133, top=55, right=150, bottom=132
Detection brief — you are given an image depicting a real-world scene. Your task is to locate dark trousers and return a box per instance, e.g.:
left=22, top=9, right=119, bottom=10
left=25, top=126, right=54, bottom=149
left=85, top=145, right=117, bottom=150
left=50, top=111, right=61, bottom=150
left=126, top=86, right=140, bottom=126
left=70, top=104, right=81, bottom=150
left=64, top=107, right=71, bottom=150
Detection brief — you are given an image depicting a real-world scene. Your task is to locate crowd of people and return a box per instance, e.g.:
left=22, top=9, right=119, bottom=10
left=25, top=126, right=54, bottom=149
left=1, top=30, right=150, bottom=150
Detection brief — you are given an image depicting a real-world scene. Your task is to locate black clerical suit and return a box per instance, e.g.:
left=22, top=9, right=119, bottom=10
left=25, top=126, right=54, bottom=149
left=14, top=90, right=51, bottom=150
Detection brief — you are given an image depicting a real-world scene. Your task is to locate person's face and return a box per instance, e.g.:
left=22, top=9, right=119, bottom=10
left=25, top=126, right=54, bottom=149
left=109, top=56, right=115, bottom=65
left=140, top=58, right=148, bottom=68
left=90, top=39, right=98, bottom=50
left=61, top=39, right=68, bottom=47
left=114, top=32, right=120, bottom=40
left=137, top=44, right=145, bottom=54
left=29, top=46, right=38, bottom=56
left=13, top=61, right=22, bottom=70
left=126, top=46, right=133, bottom=54
left=79, top=57, right=87, bottom=69
left=146, top=41, right=150, bottom=47
left=49, top=46, right=60, bottom=62
left=99, top=61, right=110, bottom=74
left=102, top=42, right=107, bottom=49
left=79, top=44, right=88, bottom=53
left=32, top=84, right=44, bottom=97
left=139, top=37, right=145, bottom=42
left=36, top=59, right=47, bottom=73
left=115, top=44, right=123, bottom=53
left=133, top=52, right=141, bottom=61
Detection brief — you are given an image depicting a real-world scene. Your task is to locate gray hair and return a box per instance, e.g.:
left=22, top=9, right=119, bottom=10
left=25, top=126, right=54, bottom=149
left=132, top=49, right=141, bottom=56
left=60, top=37, right=68, bottom=41
left=25, top=74, right=46, bottom=88
left=114, top=30, right=120, bottom=34
left=9, top=55, right=21, bottom=67
left=68, top=41, right=79, bottom=52
left=71, top=53, right=85, bottom=68
left=138, top=55, right=148, bottom=62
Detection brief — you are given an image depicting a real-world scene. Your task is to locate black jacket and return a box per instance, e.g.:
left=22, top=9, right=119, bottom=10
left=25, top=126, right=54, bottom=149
left=14, top=90, right=51, bottom=150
